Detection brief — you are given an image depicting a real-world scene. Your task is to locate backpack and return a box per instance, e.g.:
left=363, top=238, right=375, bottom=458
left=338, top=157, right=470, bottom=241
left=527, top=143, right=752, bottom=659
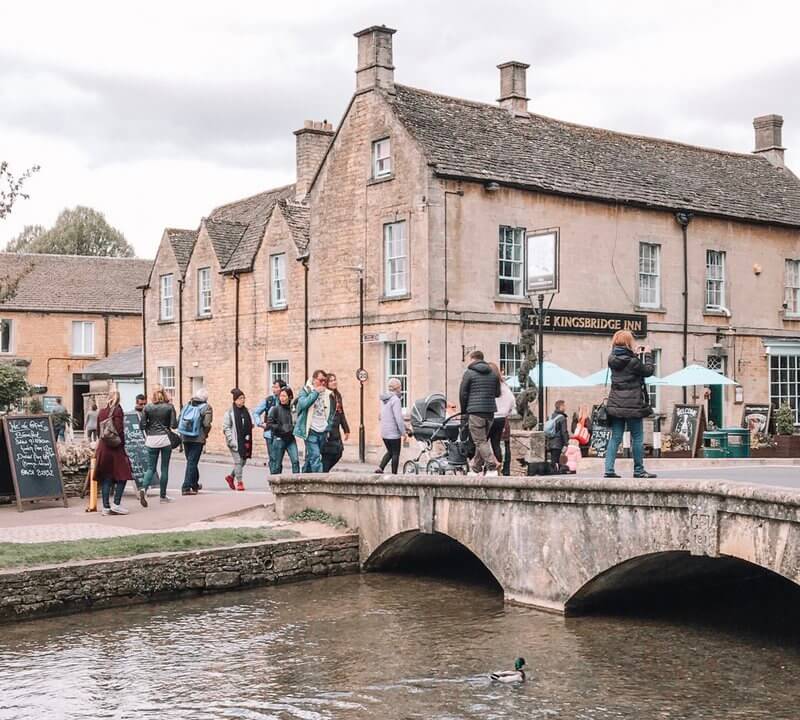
left=543, top=415, right=560, bottom=439
left=177, top=402, right=207, bottom=438
left=99, top=407, right=122, bottom=447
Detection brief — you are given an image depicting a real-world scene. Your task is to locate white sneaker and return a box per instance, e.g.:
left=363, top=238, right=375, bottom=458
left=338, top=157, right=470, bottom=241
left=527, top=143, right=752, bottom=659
left=485, top=470, right=499, bottom=477
left=110, top=504, right=129, bottom=515
left=159, top=495, right=174, bottom=503
left=101, top=506, right=112, bottom=516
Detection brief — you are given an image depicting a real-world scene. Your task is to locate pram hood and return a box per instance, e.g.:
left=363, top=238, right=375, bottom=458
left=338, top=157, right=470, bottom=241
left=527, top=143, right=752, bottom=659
left=410, top=393, right=448, bottom=427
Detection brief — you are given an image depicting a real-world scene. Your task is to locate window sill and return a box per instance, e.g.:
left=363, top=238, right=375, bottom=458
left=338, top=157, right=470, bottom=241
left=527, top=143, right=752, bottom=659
left=703, top=308, right=731, bottom=318
left=367, top=173, right=395, bottom=186
left=195, top=314, right=213, bottom=321
left=72, top=354, right=97, bottom=359
left=268, top=305, right=288, bottom=313
left=380, top=293, right=411, bottom=303
left=635, top=305, right=667, bottom=314
left=782, top=312, right=800, bottom=321
left=158, top=319, right=175, bottom=325
left=494, top=295, right=529, bottom=305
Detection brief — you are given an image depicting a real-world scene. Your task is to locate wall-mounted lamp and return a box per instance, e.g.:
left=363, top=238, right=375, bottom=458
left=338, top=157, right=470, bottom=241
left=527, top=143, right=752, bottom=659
left=485, top=181, right=500, bottom=192
left=753, top=263, right=762, bottom=275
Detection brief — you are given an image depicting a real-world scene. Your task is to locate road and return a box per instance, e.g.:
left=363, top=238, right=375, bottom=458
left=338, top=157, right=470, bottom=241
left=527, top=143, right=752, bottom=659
left=644, top=464, right=800, bottom=489
left=165, top=456, right=274, bottom=495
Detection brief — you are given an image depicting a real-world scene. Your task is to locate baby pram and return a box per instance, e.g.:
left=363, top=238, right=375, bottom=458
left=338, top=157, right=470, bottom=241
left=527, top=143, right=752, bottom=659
left=403, top=393, right=471, bottom=474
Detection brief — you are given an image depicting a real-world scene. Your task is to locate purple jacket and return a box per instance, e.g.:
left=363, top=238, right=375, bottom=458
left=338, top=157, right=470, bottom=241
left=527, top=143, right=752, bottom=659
left=379, top=391, right=405, bottom=439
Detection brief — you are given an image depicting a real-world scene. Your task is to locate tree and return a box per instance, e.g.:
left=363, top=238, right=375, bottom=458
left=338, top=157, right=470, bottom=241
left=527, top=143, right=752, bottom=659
left=0, top=162, right=40, bottom=221
left=5, top=206, right=135, bottom=257
left=0, top=365, right=29, bottom=410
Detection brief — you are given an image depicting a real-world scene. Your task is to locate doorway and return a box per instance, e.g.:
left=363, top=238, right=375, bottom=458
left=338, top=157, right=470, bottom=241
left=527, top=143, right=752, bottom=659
left=707, top=356, right=725, bottom=428
left=72, top=379, right=90, bottom=430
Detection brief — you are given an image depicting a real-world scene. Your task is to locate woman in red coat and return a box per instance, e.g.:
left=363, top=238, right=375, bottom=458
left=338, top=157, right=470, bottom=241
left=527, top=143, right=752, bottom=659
left=95, top=391, right=133, bottom=516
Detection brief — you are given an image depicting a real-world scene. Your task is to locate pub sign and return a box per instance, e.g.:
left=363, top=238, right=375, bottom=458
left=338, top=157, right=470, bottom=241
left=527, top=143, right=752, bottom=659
left=520, top=308, right=647, bottom=337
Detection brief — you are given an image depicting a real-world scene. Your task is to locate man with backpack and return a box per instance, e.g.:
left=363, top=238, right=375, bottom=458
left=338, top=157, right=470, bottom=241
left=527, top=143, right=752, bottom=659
left=178, top=387, right=213, bottom=495
left=544, top=400, right=570, bottom=473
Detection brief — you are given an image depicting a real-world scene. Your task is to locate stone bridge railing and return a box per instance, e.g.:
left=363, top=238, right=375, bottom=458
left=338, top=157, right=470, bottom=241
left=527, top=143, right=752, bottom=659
left=271, top=474, right=800, bottom=614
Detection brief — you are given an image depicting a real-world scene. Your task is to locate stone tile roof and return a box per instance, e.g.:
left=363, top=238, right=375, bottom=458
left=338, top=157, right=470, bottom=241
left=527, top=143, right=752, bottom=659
left=203, top=219, right=247, bottom=269
left=0, top=253, right=151, bottom=314
left=83, top=345, right=143, bottom=377
left=277, top=199, right=311, bottom=256
left=165, top=228, right=196, bottom=277
left=391, top=84, right=800, bottom=227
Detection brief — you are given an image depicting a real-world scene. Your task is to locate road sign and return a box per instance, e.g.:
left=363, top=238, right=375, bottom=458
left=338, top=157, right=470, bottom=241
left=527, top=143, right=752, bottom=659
left=356, top=368, right=369, bottom=383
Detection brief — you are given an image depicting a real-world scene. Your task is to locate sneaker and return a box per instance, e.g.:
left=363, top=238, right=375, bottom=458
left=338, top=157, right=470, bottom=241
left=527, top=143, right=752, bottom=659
left=634, top=471, right=658, bottom=479
left=181, top=488, right=197, bottom=496
left=485, top=470, right=499, bottom=477
left=101, top=506, right=112, bottom=516
left=110, top=504, right=129, bottom=515
left=138, top=488, right=148, bottom=508
left=235, top=481, right=245, bottom=492
left=197, top=483, right=203, bottom=491
left=160, top=495, right=174, bottom=503
left=225, top=475, right=235, bottom=490
left=373, top=468, right=383, bottom=474
left=604, top=472, right=621, bottom=479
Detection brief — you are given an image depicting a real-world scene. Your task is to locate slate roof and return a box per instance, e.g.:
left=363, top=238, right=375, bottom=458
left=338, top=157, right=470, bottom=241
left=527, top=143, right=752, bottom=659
left=83, top=345, right=143, bottom=377
left=391, top=84, right=800, bottom=228
left=277, top=199, right=311, bottom=256
left=165, top=228, right=196, bottom=277
left=0, top=253, right=151, bottom=314
left=203, top=219, right=247, bottom=269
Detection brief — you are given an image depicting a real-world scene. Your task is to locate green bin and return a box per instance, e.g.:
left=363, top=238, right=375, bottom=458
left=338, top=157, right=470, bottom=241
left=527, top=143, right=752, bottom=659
left=724, top=428, right=750, bottom=458
left=702, top=431, right=729, bottom=458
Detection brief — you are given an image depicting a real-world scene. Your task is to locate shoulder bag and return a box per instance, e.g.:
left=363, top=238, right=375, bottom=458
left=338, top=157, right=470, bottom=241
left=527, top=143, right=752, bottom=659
left=99, top=406, right=122, bottom=448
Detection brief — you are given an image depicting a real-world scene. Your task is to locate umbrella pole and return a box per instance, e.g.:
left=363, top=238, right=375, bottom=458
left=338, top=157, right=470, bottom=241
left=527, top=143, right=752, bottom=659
left=538, top=293, right=545, bottom=428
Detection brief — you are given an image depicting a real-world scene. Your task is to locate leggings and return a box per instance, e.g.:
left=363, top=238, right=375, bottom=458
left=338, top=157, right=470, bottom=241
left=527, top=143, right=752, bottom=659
left=379, top=438, right=401, bottom=474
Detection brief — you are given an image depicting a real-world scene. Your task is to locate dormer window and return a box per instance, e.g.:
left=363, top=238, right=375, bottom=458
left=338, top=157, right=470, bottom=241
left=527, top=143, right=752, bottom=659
left=372, top=138, right=391, bottom=178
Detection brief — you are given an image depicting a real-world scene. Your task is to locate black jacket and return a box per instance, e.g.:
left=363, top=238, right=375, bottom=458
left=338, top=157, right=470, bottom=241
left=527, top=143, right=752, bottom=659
left=142, top=402, right=177, bottom=436
left=324, top=391, right=350, bottom=453
left=606, top=347, right=655, bottom=419
left=459, top=361, right=501, bottom=416
left=547, top=410, right=570, bottom=450
left=267, top=404, right=295, bottom=440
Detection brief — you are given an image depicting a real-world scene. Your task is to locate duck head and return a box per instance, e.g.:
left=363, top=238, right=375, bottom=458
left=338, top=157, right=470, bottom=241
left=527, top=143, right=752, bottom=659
left=514, top=657, right=526, bottom=671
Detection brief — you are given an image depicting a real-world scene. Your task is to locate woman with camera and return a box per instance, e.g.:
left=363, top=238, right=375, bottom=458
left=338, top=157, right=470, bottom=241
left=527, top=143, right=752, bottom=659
left=604, top=330, right=657, bottom=479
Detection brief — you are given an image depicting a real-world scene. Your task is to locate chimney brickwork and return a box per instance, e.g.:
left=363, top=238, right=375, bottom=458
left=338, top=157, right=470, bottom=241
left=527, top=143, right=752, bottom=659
left=294, top=120, right=334, bottom=199
left=497, top=61, right=530, bottom=115
left=753, top=114, right=785, bottom=168
left=355, top=25, right=396, bottom=93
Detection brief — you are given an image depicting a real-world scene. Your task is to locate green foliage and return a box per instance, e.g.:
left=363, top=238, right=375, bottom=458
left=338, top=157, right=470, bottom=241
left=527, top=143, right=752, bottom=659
left=288, top=507, right=347, bottom=528
left=0, top=527, right=300, bottom=569
left=5, top=205, right=134, bottom=257
left=27, top=397, right=43, bottom=414
left=0, top=161, right=40, bottom=221
left=0, top=364, right=29, bottom=410
left=775, top=402, right=795, bottom=435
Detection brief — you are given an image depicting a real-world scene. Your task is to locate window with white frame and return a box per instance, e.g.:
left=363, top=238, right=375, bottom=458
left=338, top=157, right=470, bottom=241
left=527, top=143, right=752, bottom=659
left=372, top=138, right=391, bottom=178
left=270, top=254, right=287, bottom=308
left=499, top=342, right=522, bottom=388
left=386, top=341, right=408, bottom=409
left=650, top=349, right=662, bottom=411
left=770, top=354, right=800, bottom=425
left=71, top=321, right=95, bottom=356
left=705, top=250, right=725, bottom=310
left=269, top=360, right=289, bottom=387
left=158, top=366, right=176, bottom=399
left=160, top=274, right=174, bottom=320
left=0, top=319, right=12, bottom=354
left=785, top=260, right=800, bottom=315
left=384, top=221, right=408, bottom=297
left=498, top=226, right=525, bottom=297
left=638, top=243, right=661, bottom=308
left=197, top=267, right=212, bottom=316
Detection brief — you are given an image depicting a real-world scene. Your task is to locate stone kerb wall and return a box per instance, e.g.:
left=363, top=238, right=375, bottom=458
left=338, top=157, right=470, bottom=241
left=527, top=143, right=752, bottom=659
left=0, top=535, right=359, bottom=624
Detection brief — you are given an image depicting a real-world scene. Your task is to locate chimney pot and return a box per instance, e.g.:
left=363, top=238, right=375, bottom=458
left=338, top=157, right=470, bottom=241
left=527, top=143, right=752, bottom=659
left=293, top=120, right=335, bottom=199
left=497, top=61, right=530, bottom=115
left=753, top=114, right=785, bottom=168
left=354, top=25, right=396, bottom=94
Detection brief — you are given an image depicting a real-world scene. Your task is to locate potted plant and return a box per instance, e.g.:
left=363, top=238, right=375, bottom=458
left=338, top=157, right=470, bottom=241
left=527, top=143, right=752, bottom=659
left=773, top=403, right=798, bottom=457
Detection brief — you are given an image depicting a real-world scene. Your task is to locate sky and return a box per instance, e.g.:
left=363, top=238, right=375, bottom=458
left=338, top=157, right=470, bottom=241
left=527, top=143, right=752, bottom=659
left=2, top=0, right=799, bottom=258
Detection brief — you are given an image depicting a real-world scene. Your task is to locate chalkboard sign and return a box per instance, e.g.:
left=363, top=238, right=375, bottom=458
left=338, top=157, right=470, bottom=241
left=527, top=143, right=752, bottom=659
left=589, top=426, right=612, bottom=458
left=0, top=415, right=67, bottom=511
left=124, top=412, right=147, bottom=489
left=742, top=404, right=772, bottom=437
left=671, top=404, right=706, bottom=457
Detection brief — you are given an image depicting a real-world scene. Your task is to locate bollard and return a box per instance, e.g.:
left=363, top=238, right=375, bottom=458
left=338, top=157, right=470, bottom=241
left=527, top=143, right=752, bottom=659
left=653, top=416, right=662, bottom=458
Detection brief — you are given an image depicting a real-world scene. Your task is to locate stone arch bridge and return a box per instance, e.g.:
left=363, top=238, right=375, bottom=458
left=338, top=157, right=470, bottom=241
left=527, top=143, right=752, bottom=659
left=272, top=475, right=800, bottom=614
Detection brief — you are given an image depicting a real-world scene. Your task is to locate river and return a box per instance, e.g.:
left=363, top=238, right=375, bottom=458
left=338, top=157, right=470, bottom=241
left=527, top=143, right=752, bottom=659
left=1, top=572, right=798, bottom=719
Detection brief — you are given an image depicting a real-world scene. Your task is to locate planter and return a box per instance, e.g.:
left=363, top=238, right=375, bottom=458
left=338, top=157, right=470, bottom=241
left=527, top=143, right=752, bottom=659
left=774, top=435, right=800, bottom=458
left=661, top=450, right=692, bottom=459
left=60, top=469, right=89, bottom=498
left=750, top=446, right=777, bottom=458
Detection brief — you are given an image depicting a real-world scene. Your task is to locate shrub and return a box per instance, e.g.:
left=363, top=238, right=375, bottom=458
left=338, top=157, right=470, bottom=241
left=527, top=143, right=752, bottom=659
left=0, top=365, right=29, bottom=410
left=775, top=403, right=795, bottom=436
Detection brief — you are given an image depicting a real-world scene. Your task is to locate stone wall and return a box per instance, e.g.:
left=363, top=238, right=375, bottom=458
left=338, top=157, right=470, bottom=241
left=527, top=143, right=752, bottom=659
left=0, top=534, right=359, bottom=624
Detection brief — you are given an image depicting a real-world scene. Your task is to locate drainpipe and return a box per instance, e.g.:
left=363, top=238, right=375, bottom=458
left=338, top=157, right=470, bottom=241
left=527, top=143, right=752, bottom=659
left=178, top=278, right=185, bottom=406
left=443, top=189, right=464, bottom=396
left=234, top=272, right=240, bottom=388
left=675, top=211, right=693, bottom=404
left=302, top=257, right=309, bottom=380
left=141, top=287, right=148, bottom=398
left=103, top=315, right=109, bottom=357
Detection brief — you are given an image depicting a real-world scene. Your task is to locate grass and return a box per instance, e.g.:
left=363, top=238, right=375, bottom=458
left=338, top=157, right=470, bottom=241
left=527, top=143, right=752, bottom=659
left=0, top=527, right=300, bottom=570
left=288, top=508, right=347, bottom=528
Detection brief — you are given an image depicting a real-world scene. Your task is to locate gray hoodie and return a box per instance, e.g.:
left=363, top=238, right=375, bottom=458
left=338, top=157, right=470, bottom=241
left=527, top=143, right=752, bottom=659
left=379, top=391, right=405, bottom=440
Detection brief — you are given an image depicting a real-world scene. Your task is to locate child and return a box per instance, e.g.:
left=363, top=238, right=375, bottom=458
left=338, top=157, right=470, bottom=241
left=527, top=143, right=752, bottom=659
left=564, top=438, right=581, bottom=474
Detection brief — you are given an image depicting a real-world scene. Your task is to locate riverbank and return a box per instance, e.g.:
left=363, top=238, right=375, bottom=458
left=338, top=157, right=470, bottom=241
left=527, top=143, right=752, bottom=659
left=0, top=533, right=359, bottom=624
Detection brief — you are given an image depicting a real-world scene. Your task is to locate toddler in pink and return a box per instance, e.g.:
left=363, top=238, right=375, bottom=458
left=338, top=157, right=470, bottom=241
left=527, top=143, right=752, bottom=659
left=564, top=438, right=581, bottom=474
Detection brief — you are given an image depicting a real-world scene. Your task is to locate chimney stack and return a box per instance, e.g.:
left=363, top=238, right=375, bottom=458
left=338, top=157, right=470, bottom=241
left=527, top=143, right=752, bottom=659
left=294, top=120, right=334, bottom=200
left=355, top=25, right=396, bottom=93
left=753, top=114, right=785, bottom=168
left=497, top=61, right=530, bottom=115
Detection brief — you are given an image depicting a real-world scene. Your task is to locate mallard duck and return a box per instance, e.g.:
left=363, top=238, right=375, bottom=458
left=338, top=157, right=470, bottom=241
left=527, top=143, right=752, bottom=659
left=490, top=657, right=526, bottom=683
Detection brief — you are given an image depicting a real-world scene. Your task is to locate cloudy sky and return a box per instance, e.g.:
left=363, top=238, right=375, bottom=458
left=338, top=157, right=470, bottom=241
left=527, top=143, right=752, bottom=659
left=2, top=0, right=798, bottom=257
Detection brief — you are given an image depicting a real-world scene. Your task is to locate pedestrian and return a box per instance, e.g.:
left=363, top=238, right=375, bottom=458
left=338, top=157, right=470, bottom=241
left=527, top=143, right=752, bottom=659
left=140, top=384, right=178, bottom=506
left=253, top=379, right=286, bottom=471
left=487, top=362, right=515, bottom=476
left=223, top=388, right=253, bottom=491
left=268, top=387, right=300, bottom=474
left=564, top=438, right=581, bottom=474
left=95, top=390, right=132, bottom=516
left=375, top=378, right=407, bottom=474
left=84, top=402, right=99, bottom=442
left=179, top=387, right=213, bottom=495
left=544, top=400, right=570, bottom=473
left=51, top=397, right=69, bottom=442
left=459, top=350, right=501, bottom=476
left=294, top=370, right=334, bottom=473
left=604, top=329, right=657, bottom=479
left=322, top=373, right=350, bottom=472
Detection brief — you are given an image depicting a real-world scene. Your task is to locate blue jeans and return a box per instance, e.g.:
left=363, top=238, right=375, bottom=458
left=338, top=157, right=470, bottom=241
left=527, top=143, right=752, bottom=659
left=271, top=436, right=300, bottom=474
left=302, top=431, right=326, bottom=473
left=182, top=442, right=204, bottom=490
left=143, top=445, right=172, bottom=497
left=101, top=477, right=126, bottom=509
left=605, top=417, right=645, bottom=475
left=265, top=436, right=275, bottom=472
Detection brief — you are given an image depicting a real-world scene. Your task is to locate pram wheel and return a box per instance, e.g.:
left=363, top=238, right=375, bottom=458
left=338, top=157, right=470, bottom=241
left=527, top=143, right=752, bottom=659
left=426, top=459, right=444, bottom=475
left=403, top=460, right=420, bottom=474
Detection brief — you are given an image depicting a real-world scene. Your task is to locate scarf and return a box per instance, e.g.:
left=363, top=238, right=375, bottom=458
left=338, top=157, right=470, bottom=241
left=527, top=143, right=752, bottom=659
left=233, top=404, right=253, bottom=459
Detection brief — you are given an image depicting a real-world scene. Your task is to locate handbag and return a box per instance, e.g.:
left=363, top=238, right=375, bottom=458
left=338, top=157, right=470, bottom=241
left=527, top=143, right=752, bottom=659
left=575, top=407, right=590, bottom=445
left=166, top=428, right=182, bottom=449
left=592, top=369, right=611, bottom=427
left=99, top=407, right=122, bottom=447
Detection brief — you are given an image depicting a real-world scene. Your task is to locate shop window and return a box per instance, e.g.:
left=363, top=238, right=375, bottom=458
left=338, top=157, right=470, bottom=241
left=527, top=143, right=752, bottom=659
left=372, top=138, right=392, bottom=178
left=384, top=221, right=408, bottom=297
left=386, top=341, right=408, bottom=409
left=705, top=250, right=726, bottom=309
left=638, top=243, right=660, bottom=308
left=770, top=355, right=800, bottom=425
left=498, top=227, right=525, bottom=297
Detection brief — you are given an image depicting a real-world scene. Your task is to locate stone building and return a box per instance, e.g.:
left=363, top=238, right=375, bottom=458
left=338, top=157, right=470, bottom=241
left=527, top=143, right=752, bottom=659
left=0, top=253, right=151, bottom=427
left=145, top=25, right=800, bottom=459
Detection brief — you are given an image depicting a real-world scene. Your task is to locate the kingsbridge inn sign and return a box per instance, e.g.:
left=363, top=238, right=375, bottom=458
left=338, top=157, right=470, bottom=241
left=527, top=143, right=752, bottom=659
left=521, top=308, right=647, bottom=337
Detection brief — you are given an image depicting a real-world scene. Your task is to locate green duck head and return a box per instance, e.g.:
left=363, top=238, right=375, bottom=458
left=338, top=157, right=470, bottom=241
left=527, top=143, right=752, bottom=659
left=514, top=657, right=526, bottom=671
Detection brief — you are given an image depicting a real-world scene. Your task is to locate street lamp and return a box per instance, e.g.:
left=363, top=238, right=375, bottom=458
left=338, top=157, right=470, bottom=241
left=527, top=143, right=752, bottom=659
left=346, top=265, right=366, bottom=463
